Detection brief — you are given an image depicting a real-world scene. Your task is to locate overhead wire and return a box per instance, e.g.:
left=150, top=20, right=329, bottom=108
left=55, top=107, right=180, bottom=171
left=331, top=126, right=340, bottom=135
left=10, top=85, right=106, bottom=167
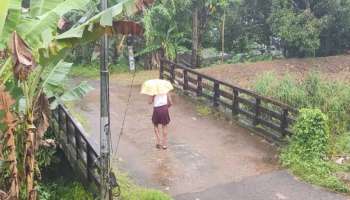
left=109, top=58, right=137, bottom=198
left=112, top=68, right=137, bottom=158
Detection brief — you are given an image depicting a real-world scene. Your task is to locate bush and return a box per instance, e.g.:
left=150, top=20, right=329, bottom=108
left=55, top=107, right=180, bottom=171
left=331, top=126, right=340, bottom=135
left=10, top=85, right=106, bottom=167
left=282, top=109, right=329, bottom=161
left=37, top=181, right=93, bottom=200
left=281, top=109, right=348, bottom=192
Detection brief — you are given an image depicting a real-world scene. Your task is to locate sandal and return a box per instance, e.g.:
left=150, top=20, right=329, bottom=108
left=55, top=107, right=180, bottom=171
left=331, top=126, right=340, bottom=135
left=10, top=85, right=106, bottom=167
left=156, top=144, right=162, bottom=149
left=162, top=145, right=168, bottom=150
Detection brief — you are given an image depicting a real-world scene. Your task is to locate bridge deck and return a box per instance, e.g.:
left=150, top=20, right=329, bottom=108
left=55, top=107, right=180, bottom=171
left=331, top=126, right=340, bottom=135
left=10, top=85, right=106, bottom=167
left=71, top=78, right=346, bottom=200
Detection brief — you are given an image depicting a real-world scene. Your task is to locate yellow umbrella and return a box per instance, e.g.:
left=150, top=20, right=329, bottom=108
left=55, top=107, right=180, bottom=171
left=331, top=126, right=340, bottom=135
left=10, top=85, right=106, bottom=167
left=141, top=79, right=174, bottom=96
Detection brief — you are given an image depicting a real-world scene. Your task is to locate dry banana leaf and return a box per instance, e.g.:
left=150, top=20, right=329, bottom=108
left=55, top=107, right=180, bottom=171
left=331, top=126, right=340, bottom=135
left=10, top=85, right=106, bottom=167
left=34, top=93, right=50, bottom=149
left=136, top=0, right=154, bottom=12
left=10, top=32, right=36, bottom=81
left=0, top=86, right=19, bottom=200
left=113, top=20, right=144, bottom=36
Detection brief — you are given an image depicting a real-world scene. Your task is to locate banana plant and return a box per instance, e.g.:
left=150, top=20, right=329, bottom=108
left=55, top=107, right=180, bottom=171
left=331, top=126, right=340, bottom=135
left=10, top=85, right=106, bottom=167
left=0, top=86, right=19, bottom=200
left=0, top=0, right=152, bottom=199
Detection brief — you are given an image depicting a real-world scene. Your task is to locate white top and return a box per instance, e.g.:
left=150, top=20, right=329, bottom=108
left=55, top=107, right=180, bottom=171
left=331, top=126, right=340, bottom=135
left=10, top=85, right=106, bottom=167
left=154, top=94, right=168, bottom=107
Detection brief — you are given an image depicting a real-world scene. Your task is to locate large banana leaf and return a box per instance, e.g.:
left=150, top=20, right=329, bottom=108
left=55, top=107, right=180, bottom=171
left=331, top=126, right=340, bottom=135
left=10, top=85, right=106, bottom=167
left=55, top=0, right=142, bottom=43
left=39, top=60, right=93, bottom=109
left=36, top=0, right=143, bottom=66
left=60, top=81, right=93, bottom=102
left=0, top=0, right=21, bottom=49
left=42, top=60, right=72, bottom=87
left=49, top=81, right=94, bottom=109
left=15, top=0, right=92, bottom=50
left=0, top=0, right=10, bottom=36
left=30, top=0, right=62, bottom=17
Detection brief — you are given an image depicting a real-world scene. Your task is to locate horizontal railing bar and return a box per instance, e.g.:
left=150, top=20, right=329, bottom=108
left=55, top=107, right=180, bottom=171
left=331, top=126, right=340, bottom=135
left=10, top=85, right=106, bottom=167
left=237, top=96, right=255, bottom=108
left=258, top=118, right=282, bottom=132
left=161, top=59, right=298, bottom=113
left=238, top=109, right=255, bottom=119
left=259, top=106, right=282, bottom=120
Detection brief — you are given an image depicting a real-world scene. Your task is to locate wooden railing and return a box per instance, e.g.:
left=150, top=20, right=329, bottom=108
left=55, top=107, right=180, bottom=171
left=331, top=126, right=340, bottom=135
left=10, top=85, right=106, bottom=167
left=160, top=59, right=298, bottom=141
left=51, top=104, right=101, bottom=190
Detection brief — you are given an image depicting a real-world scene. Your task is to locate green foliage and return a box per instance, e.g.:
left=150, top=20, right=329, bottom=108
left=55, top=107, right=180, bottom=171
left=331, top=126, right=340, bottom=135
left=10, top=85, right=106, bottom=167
left=69, top=63, right=100, bottom=78
left=284, top=109, right=330, bottom=160
left=196, top=104, right=212, bottom=116
left=280, top=109, right=348, bottom=192
left=0, top=0, right=10, bottom=35
left=36, top=147, right=57, bottom=170
left=116, top=172, right=172, bottom=200
left=269, top=0, right=322, bottom=57
left=268, top=0, right=350, bottom=57
left=36, top=131, right=58, bottom=170
left=69, top=60, right=135, bottom=78
left=143, top=1, right=191, bottom=60
left=227, top=43, right=283, bottom=64
left=37, top=181, right=93, bottom=200
left=254, top=72, right=350, bottom=135
left=202, top=0, right=350, bottom=57
left=333, top=133, right=350, bottom=156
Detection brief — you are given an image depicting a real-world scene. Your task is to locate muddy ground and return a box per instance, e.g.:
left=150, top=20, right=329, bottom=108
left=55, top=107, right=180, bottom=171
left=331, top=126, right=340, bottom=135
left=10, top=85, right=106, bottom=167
left=199, top=55, right=350, bottom=88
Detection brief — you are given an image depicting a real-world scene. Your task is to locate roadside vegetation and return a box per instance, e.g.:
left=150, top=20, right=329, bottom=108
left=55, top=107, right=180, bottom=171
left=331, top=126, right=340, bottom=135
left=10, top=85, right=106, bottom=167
left=254, top=72, right=350, bottom=192
left=115, top=172, right=172, bottom=200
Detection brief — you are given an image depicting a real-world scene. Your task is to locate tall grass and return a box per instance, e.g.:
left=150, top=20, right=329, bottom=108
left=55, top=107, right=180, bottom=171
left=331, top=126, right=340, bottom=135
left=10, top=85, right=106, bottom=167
left=255, top=72, right=350, bottom=192
left=254, top=72, right=350, bottom=137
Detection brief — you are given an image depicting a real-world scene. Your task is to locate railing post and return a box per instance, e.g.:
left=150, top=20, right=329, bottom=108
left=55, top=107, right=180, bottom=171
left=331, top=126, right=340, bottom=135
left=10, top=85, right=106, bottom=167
left=65, top=110, right=70, bottom=144
left=183, top=69, right=188, bottom=91
left=254, top=98, right=261, bottom=126
left=280, top=109, right=289, bottom=136
left=75, top=129, right=80, bottom=160
left=170, top=64, right=175, bottom=84
left=197, top=75, right=202, bottom=97
left=213, top=81, right=220, bottom=107
left=87, top=145, right=92, bottom=181
left=232, top=89, right=239, bottom=115
left=58, top=106, right=62, bottom=130
left=159, top=59, right=164, bottom=79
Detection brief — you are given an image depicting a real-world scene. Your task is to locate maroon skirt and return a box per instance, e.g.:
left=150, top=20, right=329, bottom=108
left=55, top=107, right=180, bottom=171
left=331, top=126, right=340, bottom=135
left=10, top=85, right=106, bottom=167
left=152, top=105, right=170, bottom=125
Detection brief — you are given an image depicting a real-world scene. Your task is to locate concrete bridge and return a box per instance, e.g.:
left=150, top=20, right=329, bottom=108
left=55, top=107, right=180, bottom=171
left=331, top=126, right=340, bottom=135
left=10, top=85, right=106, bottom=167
left=65, top=75, right=347, bottom=200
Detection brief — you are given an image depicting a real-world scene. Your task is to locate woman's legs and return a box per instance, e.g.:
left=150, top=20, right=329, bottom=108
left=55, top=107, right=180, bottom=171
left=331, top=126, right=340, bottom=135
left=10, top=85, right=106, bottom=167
left=154, top=124, right=161, bottom=147
left=161, top=125, right=168, bottom=149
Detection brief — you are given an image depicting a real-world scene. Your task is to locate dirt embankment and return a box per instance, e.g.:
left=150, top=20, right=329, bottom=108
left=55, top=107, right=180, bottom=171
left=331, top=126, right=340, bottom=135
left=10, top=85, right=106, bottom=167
left=198, top=55, right=350, bottom=88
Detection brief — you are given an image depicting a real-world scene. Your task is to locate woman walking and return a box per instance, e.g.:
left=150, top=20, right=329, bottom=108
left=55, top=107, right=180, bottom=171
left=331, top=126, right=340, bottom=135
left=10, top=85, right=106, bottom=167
left=141, top=79, right=174, bottom=150
left=150, top=93, right=172, bottom=149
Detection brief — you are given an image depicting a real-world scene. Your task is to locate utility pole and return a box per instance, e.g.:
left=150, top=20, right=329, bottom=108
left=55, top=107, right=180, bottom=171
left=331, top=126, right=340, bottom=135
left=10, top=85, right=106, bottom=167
left=100, top=0, right=111, bottom=199
left=127, top=35, right=135, bottom=71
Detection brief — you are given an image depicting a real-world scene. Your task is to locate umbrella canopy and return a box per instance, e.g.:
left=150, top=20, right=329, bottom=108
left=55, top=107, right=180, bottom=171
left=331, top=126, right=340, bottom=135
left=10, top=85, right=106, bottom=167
left=141, top=79, right=174, bottom=96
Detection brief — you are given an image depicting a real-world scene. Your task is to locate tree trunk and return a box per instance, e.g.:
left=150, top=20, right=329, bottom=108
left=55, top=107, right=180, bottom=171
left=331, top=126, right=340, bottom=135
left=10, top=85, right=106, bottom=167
left=144, top=54, right=152, bottom=70
left=25, top=114, right=36, bottom=200
left=4, top=113, right=19, bottom=199
left=191, top=6, right=199, bottom=68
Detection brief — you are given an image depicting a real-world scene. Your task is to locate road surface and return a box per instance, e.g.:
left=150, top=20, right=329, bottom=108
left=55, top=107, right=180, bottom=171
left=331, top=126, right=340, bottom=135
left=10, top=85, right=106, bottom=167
left=72, top=77, right=348, bottom=200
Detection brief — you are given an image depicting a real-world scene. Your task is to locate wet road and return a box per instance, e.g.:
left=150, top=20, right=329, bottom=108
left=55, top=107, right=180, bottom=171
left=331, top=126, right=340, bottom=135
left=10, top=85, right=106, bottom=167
left=73, top=78, right=348, bottom=200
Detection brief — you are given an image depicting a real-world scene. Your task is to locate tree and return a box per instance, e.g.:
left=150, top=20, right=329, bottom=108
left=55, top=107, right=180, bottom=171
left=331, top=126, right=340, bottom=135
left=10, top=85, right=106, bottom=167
left=269, top=0, right=350, bottom=57
left=142, top=0, right=191, bottom=64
